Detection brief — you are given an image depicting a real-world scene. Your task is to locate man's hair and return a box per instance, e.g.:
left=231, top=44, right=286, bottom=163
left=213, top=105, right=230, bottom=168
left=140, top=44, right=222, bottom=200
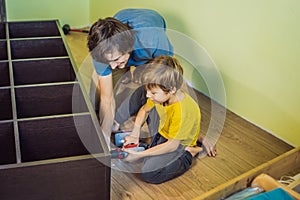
left=142, top=55, right=183, bottom=92
left=87, top=17, right=135, bottom=63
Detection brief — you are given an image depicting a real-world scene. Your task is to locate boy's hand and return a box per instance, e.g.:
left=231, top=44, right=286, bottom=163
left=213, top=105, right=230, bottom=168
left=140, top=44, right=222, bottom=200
left=124, top=135, right=139, bottom=146
left=123, top=125, right=141, bottom=146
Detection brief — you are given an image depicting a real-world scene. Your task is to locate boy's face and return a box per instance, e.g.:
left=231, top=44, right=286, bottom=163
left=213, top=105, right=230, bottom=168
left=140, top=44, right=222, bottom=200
left=146, top=86, right=170, bottom=104
left=105, top=51, right=130, bottom=69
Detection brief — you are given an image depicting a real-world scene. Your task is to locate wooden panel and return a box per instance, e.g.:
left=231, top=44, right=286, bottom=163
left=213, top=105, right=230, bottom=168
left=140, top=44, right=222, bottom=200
left=0, top=22, right=5, bottom=39
left=10, top=38, right=68, bottom=59
left=0, top=157, right=110, bottom=200
left=8, top=21, right=60, bottom=38
left=0, top=40, right=7, bottom=60
left=18, top=115, right=103, bottom=162
left=13, top=58, right=76, bottom=85
left=0, top=62, right=9, bottom=86
left=15, top=83, right=88, bottom=118
left=0, top=88, right=12, bottom=120
left=0, top=122, right=16, bottom=165
left=0, top=0, right=6, bottom=23
left=0, top=20, right=110, bottom=200
left=194, top=147, right=300, bottom=200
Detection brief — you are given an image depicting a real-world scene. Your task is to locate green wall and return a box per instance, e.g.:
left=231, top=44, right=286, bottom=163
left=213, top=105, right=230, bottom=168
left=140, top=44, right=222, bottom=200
left=6, top=0, right=89, bottom=27
left=5, top=0, right=300, bottom=146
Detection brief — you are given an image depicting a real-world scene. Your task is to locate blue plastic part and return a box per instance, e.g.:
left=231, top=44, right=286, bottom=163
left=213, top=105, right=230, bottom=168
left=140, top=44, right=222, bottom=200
left=110, top=148, right=129, bottom=159
left=110, top=146, right=145, bottom=159
left=114, top=131, right=131, bottom=147
left=126, top=146, right=145, bottom=152
left=247, top=188, right=294, bottom=200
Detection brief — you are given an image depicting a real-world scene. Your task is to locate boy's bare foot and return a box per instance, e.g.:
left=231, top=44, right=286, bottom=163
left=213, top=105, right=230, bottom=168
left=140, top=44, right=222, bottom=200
left=185, top=146, right=202, bottom=157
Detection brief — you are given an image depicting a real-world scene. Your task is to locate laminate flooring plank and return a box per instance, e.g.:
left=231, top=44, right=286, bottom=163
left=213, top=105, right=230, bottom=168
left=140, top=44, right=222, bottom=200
left=196, top=90, right=292, bottom=160
left=184, top=158, right=228, bottom=192
left=226, top=112, right=293, bottom=154
left=198, top=143, right=255, bottom=181
left=111, top=170, right=153, bottom=200
left=64, top=31, right=89, bottom=68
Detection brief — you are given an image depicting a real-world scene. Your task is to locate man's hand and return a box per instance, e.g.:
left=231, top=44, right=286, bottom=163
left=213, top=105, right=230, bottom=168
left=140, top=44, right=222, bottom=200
left=123, top=149, right=143, bottom=162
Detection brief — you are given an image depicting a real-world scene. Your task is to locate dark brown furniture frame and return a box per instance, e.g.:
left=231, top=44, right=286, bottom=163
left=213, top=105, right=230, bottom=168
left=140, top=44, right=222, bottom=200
left=0, top=20, right=110, bottom=200
left=0, top=0, right=6, bottom=22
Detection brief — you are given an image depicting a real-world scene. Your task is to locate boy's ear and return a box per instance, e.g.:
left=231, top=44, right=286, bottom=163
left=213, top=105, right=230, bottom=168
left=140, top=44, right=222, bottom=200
left=169, top=87, right=177, bottom=94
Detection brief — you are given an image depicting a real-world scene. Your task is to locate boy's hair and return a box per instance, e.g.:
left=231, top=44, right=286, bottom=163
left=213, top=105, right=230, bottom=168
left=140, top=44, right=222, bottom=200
left=87, top=17, right=135, bottom=63
left=142, top=55, right=183, bottom=92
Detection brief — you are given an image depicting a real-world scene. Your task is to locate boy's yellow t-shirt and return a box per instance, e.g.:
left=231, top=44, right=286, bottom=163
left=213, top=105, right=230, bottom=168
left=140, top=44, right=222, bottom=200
left=146, top=92, right=201, bottom=146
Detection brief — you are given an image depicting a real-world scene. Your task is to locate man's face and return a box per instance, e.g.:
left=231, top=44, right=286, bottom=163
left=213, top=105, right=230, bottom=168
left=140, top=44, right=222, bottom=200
left=105, top=51, right=130, bottom=69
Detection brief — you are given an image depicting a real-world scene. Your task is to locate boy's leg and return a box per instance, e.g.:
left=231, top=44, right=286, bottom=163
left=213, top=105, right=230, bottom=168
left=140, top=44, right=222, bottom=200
left=141, top=145, right=193, bottom=184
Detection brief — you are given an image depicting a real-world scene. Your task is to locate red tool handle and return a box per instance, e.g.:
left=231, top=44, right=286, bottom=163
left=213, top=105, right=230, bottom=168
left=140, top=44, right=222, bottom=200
left=70, top=28, right=89, bottom=33
left=124, top=143, right=138, bottom=149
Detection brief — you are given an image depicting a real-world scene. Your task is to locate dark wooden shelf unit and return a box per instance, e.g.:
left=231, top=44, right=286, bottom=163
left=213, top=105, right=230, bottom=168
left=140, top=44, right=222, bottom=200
left=0, top=20, right=110, bottom=200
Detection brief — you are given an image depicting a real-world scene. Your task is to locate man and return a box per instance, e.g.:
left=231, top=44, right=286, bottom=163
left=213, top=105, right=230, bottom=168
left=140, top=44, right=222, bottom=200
left=87, top=9, right=173, bottom=145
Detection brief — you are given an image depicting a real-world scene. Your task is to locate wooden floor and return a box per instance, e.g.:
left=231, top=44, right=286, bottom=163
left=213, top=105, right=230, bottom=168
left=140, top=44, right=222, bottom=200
left=64, top=32, right=294, bottom=200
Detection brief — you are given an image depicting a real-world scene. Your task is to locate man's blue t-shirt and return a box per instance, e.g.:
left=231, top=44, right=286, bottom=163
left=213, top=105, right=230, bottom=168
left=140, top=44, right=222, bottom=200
left=93, top=9, right=174, bottom=76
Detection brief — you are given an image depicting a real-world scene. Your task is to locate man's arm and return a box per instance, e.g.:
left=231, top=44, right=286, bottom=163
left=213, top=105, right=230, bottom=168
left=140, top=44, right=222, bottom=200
left=98, top=74, right=115, bottom=147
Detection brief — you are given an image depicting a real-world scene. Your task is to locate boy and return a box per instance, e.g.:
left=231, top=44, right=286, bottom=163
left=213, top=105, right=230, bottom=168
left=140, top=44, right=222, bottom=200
left=123, top=55, right=202, bottom=184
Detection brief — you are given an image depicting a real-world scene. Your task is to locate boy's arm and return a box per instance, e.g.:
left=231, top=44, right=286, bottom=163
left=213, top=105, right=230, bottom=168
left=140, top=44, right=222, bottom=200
left=133, top=103, right=151, bottom=128
left=124, top=138, right=180, bottom=162
left=124, top=103, right=152, bottom=145
left=128, top=107, right=181, bottom=158
left=140, top=138, right=180, bottom=156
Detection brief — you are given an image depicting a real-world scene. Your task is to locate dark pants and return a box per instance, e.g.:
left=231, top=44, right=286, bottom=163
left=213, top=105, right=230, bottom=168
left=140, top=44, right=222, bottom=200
left=115, top=85, right=147, bottom=124
left=141, top=133, right=193, bottom=184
